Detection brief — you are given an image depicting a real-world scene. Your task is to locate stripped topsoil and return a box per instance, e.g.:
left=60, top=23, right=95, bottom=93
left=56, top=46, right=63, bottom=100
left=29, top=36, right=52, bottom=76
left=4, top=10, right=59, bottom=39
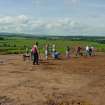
left=0, top=54, right=105, bottom=105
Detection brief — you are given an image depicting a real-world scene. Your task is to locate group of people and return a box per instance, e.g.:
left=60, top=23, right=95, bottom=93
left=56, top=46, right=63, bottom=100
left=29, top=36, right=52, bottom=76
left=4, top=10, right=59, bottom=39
left=76, top=45, right=95, bottom=57
left=24, top=42, right=96, bottom=65
left=30, top=42, right=61, bottom=65
left=45, top=44, right=60, bottom=60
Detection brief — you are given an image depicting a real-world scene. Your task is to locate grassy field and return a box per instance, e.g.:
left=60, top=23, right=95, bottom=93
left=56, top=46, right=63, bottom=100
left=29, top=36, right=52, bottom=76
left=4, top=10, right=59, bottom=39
left=0, top=36, right=105, bottom=54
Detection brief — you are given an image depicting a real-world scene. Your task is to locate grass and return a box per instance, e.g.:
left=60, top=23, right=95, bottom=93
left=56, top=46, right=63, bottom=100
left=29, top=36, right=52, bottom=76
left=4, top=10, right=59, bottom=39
left=45, top=94, right=93, bottom=105
left=0, top=36, right=105, bottom=54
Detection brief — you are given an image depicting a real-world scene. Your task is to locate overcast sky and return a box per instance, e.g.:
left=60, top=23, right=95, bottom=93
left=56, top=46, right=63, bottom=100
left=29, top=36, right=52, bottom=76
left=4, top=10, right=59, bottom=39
left=0, top=0, right=105, bottom=36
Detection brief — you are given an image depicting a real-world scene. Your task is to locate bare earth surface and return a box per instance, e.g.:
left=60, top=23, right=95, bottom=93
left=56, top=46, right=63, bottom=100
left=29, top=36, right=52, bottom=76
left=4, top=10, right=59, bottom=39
left=0, top=54, right=105, bottom=105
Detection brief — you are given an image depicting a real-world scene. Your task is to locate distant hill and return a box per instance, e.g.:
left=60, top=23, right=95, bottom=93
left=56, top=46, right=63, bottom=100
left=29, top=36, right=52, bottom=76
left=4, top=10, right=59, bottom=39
left=0, top=32, right=105, bottom=42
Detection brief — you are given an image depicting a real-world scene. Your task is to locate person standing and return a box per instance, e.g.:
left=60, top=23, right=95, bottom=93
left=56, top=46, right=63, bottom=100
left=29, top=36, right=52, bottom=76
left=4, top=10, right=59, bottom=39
left=31, top=42, right=39, bottom=65
left=45, top=44, right=49, bottom=60
left=91, top=46, right=95, bottom=56
left=85, top=45, right=89, bottom=56
left=89, top=47, right=92, bottom=56
left=52, top=44, right=56, bottom=53
left=66, top=46, right=71, bottom=59
left=76, top=46, right=82, bottom=56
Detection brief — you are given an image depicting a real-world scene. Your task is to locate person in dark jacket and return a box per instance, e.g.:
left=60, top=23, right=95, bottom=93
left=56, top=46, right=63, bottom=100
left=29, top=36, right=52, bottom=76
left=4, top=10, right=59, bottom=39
left=31, top=42, right=39, bottom=65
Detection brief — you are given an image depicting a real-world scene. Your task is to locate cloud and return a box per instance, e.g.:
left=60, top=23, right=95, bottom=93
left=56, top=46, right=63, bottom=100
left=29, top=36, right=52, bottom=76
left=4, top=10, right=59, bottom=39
left=0, top=15, right=29, bottom=33
left=0, top=15, right=105, bottom=35
left=0, top=15, right=29, bottom=25
left=0, top=15, right=79, bottom=34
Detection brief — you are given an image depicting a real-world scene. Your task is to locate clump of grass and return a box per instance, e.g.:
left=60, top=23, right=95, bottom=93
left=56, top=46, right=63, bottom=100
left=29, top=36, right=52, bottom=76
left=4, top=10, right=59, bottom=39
left=44, top=94, right=93, bottom=105
left=45, top=95, right=69, bottom=105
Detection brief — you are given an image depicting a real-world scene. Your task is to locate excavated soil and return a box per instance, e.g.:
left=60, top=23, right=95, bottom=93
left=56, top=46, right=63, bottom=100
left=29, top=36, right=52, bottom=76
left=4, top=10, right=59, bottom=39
left=0, top=54, right=105, bottom=105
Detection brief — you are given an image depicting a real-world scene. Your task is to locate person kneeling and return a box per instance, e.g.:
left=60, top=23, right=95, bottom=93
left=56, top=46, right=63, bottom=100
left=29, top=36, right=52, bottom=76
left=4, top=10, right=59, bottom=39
left=52, top=51, right=60, bottom=59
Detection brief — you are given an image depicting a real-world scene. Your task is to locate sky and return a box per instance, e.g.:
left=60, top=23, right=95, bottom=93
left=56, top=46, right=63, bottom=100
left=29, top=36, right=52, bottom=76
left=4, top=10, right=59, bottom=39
left=0, top=0, right=105, bottom=36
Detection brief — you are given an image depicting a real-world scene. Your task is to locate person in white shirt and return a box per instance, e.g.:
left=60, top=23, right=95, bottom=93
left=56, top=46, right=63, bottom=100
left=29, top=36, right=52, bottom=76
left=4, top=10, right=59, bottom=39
left=85, top=45, right=89, bottom=56
left=45, top=44, right=49, bottom=60
left=52, top=44, right=56, bottom=53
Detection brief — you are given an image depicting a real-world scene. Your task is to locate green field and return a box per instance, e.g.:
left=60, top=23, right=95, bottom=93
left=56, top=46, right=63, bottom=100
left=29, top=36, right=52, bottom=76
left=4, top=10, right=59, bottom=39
left=0, top=36, right=105, bottom=54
